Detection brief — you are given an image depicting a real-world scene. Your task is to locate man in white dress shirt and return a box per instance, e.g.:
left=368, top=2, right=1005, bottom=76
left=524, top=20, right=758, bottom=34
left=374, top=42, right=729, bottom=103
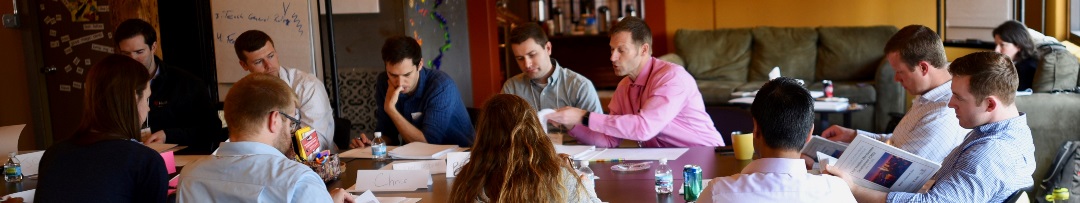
left=711, top=77, right=856, bottom=203
left=820, top=25, right=968, bottom=163
left=232, top=30, right=336, bottom=152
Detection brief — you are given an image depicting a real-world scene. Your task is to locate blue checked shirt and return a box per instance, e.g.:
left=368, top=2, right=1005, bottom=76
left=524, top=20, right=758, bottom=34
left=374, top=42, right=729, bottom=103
left=886, top=113, right=1035, bottom=203
left=857, top=81, right=970, bottom=163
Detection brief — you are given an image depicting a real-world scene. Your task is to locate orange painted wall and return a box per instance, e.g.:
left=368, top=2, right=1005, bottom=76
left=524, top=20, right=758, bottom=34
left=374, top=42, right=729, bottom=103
left=664, top=0, right=937, bottom=55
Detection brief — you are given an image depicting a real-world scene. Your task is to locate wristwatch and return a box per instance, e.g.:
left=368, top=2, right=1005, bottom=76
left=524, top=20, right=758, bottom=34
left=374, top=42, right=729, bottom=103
left=581, top=112, right=590, bottom=127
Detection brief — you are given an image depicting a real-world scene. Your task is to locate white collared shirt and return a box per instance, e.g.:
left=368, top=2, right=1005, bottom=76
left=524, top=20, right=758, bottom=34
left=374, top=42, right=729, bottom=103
left=711, top=158, right=856, bottom=203
left=278, top=66, right=336, bottom=152
left=177, top=142, right=332, bottom=203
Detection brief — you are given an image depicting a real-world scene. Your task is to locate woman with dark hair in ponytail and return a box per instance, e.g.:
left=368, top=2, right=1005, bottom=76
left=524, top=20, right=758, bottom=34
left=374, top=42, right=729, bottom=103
left=35, top=54, right=168, bottom=203
left=993, top=20, right=1039, bottom=91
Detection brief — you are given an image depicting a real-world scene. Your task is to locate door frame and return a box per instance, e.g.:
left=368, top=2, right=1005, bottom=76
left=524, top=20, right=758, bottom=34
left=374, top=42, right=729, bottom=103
left=19, top=0, right=54, bottom=149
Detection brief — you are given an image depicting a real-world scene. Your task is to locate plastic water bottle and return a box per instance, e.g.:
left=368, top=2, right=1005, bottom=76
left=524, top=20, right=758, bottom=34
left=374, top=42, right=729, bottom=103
left=5, top=152, right=22, bottom=182
left=371, top=132, right=387, bottom=161
left=655, top=158, right=673, bottom=194
left=577, top=160, right=594, bottom=180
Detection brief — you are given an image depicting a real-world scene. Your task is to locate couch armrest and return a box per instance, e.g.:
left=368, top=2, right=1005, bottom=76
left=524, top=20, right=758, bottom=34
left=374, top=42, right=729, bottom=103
left=873, top=58, right=906, bottom=132
left=659, top=53, right=686, bottom=67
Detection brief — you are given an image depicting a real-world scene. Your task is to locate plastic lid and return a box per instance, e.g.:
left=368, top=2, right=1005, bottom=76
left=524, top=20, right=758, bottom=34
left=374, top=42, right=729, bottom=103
left=659, top=158, right=667, bottom=164
left=374, top=132, right=382, bottom=138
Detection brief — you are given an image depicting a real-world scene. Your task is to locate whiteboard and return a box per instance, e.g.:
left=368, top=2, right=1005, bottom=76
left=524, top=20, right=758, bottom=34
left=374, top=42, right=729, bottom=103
left=945, top=0, right=1013, bottom=42
left=211, top=0, right=323, bottom=99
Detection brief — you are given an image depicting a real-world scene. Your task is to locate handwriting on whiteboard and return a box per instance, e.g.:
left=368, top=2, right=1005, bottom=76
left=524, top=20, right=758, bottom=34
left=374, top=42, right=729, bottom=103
left=212, top=2, right=305, bottom=45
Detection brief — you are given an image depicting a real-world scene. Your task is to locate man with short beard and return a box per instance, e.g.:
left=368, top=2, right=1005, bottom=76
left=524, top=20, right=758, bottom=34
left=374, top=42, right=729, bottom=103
left=177, top=74, right=352, bottom=203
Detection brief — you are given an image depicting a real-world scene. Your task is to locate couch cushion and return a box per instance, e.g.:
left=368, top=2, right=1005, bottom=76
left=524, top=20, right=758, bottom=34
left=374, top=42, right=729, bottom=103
left=816, top=26, right=897, bottom=81
left=675, top=29, right=753, bottom=82
left=1033, top=44, right=1080, bottom=92
left=697, top=80, right=744, bottom=105
left=749, top=27, right=818, bottom=82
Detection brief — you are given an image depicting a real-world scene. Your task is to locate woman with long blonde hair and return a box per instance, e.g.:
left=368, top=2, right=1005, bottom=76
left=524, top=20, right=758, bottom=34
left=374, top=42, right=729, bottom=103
left=449, top=94, right=601, bottom=203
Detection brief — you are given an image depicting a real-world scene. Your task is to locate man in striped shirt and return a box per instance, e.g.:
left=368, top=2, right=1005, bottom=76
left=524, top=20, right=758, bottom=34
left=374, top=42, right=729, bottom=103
left=821, top=25, right=968, bottom=163
left=828, top=51, right=1035, bottom=203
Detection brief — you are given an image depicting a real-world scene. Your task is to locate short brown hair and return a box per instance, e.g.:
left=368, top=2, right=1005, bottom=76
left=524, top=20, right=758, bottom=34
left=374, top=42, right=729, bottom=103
left=233, top=30, right=275, bottom=61
left=76, top=54, right=151, bottom=142
left=884, top=25, right=948, bottom=70
left=224, top=73, right=297, bottom=138
left=948, top=51, right=1018, bottom=105
left=509, top=22, right=549, bottom=46
left=610, top=17, right=652, bottom=48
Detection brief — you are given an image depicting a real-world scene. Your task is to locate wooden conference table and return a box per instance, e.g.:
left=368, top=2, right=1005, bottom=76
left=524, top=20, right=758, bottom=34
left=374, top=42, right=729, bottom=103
left=327, top=147, right=751, bottom=203
left=1, top=147, right=750, bottom=203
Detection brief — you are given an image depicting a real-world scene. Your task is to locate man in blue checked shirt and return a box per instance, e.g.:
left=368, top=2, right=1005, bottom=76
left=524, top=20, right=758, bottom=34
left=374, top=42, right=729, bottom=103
left=826, top=51, right=1035, bottom=203
left=352, top=36, right=475, bottom=148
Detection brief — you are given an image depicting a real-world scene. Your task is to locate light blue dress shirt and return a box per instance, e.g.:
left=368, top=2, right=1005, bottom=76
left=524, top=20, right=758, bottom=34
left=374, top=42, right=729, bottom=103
left=857, top=81, right=970, bottom=163
left=886, top=113, right=1035, bottom=202
left=177, top=142, right=333, bottom=203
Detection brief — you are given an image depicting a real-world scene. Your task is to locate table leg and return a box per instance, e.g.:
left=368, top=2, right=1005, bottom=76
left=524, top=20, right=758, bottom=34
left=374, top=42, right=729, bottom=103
left=843, top=112, right=853, bottom=128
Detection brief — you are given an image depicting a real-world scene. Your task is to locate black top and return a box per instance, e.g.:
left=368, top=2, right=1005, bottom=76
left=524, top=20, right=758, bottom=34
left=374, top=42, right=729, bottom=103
left=1016, top=57, right=1037, bottom=91
left=148, top=57, right=225, bottom=154
left=34, top=139, right=168, bottom=203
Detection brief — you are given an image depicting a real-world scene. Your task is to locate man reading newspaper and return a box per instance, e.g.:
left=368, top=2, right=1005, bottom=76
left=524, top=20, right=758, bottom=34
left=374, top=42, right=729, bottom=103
left=825, top=51, right=1035, bottom=202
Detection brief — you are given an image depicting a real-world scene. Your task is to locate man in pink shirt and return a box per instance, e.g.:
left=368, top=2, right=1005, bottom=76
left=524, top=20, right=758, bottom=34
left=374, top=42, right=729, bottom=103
left=547, top=17, right=724, bottom=148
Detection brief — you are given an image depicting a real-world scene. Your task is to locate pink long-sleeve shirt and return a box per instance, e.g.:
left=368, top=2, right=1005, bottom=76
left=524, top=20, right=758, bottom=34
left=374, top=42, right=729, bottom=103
left=569, top=57, right=725, bottom=148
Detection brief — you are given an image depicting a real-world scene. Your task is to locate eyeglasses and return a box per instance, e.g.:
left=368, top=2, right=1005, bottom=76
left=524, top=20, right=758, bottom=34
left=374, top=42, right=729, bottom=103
left=277, top=111, right=301, bottom=132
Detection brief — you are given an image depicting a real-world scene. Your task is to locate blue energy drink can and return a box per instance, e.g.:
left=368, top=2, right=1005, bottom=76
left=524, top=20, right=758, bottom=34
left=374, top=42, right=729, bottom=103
left=683, top=165, right=702, bottom=202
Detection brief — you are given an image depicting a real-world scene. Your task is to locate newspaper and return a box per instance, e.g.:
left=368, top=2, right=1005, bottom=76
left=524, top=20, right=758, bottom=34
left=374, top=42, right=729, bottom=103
left=834, top=135, right=941, bottom=193
left=801, top=136, right=848, bottom=161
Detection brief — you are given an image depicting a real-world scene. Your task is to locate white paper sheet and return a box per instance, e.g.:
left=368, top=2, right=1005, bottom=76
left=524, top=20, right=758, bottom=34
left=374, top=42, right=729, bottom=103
left=588, top=148, right=689, bottom=161
left=13, top=151, right=43, bottom=176
left=392, top=160, right=446, bottom=174
left=1, top=189, right=34, bottom=202
left=340, top=146, right=400, bottom=159
left=537, top=109, right=556, bottom=132
left=388, top=143, right=458, bottom=159
left=354, top=190, right=378, bottom=203
left=0, top=124, right=26, bottom=155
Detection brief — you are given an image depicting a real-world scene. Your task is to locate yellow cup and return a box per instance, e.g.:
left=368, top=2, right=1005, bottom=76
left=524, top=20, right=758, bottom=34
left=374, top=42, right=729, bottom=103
left=732, top=133, right=755, bottom=160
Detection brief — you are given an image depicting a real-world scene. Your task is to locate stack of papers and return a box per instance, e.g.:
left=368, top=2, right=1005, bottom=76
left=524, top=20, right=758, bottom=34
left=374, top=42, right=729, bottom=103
left=814, top=101, right=850, bottom=111
left=388, top=142, right=458, bottom=159
left=340, top=146, right=400, bottom=159
left=1, top=189, right=34, bottom=202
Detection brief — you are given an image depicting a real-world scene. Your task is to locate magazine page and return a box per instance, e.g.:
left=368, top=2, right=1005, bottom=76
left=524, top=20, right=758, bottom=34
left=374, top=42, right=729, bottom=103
left=801, top=136, right=848, bottom=160
left=834, top=135, right=941, bottom=193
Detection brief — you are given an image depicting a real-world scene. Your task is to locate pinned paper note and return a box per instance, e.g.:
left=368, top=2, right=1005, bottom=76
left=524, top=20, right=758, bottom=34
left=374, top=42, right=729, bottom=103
left=445, top=152, right=470, bottom=178
left=75, top=67, right=84, bottom=75
left=59, top=85, right=71, bottom=92
left=84, top=59, right=90, bottom=66
left=392, top=160, right=446, bottom=174
left=354, top=170, right=430, bottom=191
left=64, top=65, right=72, bottom=73
left=49, top=29, right=56, bottom=36
left=83, top=23, right=104, bottom=31
left=72, top=81, right=82, bottom=89
left=60, top=35, right=70, bottom=42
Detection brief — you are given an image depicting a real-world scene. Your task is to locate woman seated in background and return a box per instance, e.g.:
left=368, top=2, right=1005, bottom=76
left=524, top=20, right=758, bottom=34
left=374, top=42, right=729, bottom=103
left=34, top=54, right=168, bottom=203
left=993, top=20, right=1039, bottom=91
left=448, top=94, right=601, bottom=203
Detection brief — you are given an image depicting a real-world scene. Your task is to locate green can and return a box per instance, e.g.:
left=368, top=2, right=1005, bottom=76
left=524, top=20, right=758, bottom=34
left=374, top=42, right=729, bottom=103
left=683, top=164, right=702, bottom=202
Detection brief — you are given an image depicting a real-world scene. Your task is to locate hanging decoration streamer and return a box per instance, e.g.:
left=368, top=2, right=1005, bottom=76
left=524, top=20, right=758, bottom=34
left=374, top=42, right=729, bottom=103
left=412, top=0, right=451, bottom=70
